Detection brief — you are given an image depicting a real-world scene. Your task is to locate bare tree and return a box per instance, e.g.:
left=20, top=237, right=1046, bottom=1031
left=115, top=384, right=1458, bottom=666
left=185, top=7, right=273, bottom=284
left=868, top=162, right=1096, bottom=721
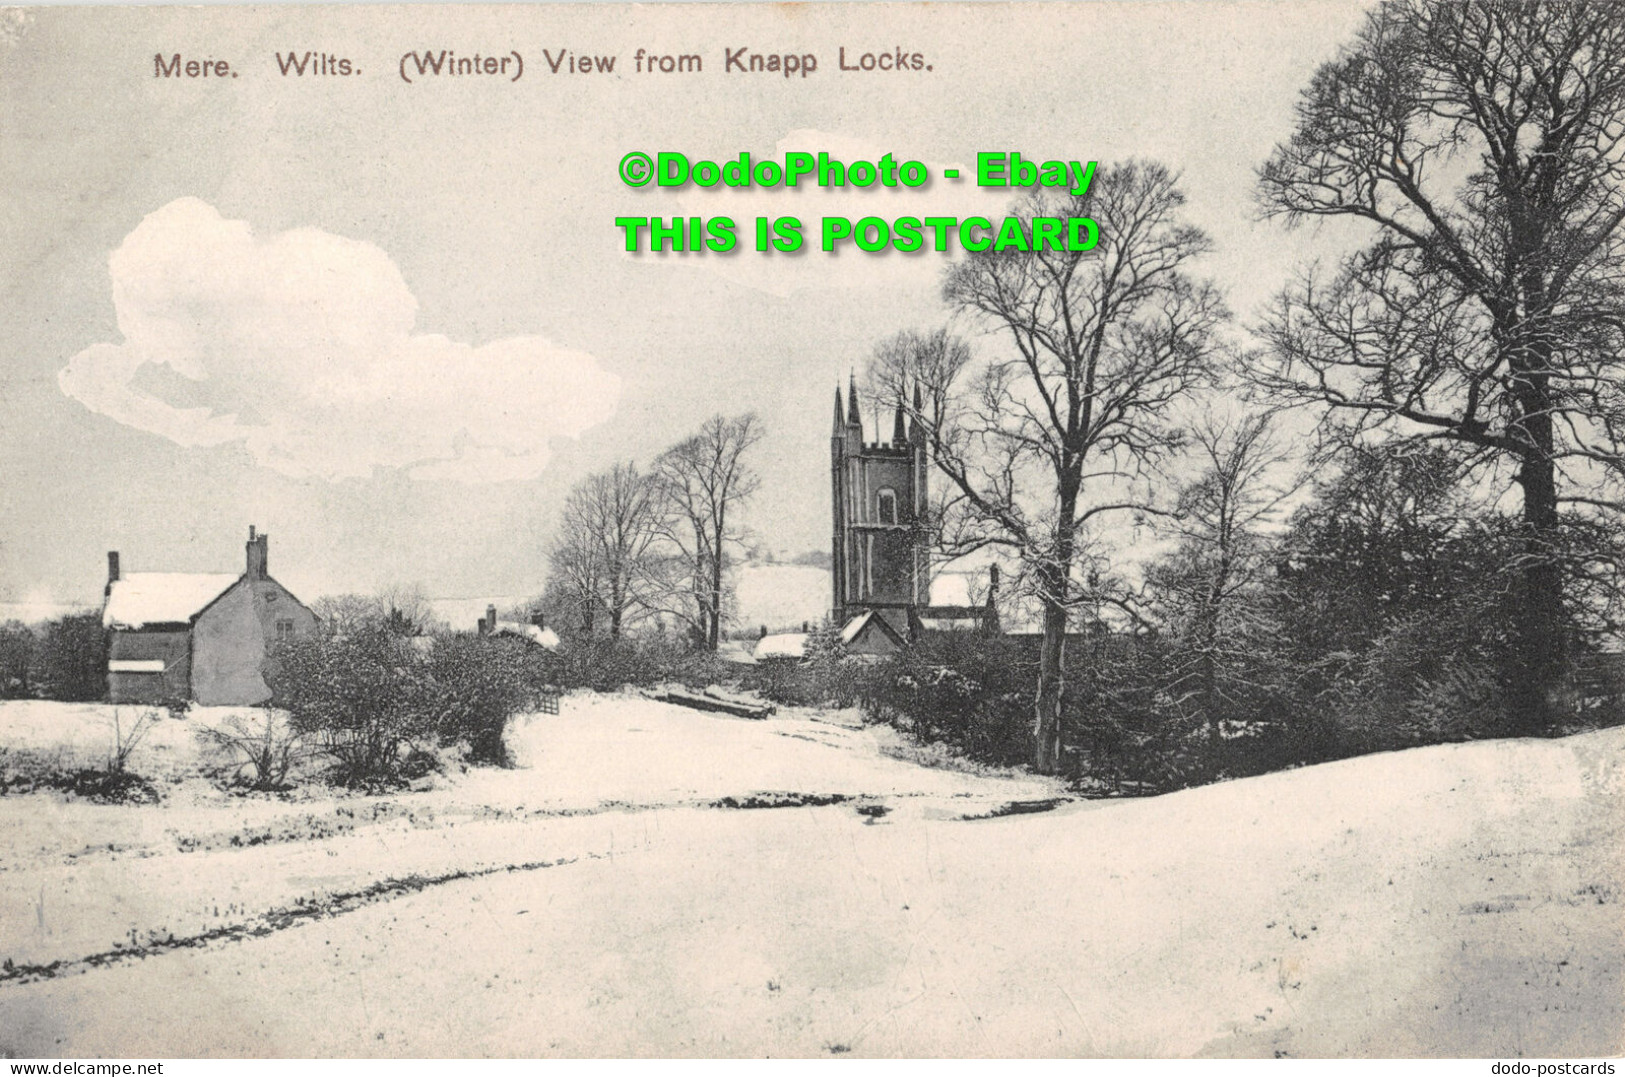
left=195, top=708, right=305, bottom=790
left=308, top=587, right=437, bottom=637
left=652, top=414, right=763, bottom=651
left=309, top=594, right=378, bottom=638
left=374, top=583, right=440, bottom=636
left=1253, top=0, right=1625, bottom=731
left=589, top=462, right=663, bottom=638
left=1147, top=413, right=1301, bottom=743
left=544, top=462, right=663, bottom=638
left=913, top=163, right=1227, bottom=773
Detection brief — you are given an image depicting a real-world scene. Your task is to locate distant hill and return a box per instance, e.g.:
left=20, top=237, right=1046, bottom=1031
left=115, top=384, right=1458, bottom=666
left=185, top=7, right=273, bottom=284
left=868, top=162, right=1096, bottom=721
left=734, top=564, right=829, bottom=633
left=0, top=601, right=92, bottom=626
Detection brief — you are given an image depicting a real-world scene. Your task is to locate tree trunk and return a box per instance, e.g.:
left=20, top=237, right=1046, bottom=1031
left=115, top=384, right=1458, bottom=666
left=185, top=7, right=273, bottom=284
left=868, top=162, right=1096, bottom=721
left=1034, top=595, right=1068, bottom=774
left=707, top=554, right=723, bottom=652
left=1032, top=538, right=1075, bottom=775
left=1199, top=634, right=1219, bottom=746
left=1502, top=311, right=1566, bottom=735
left=1032, top=472, right=1081, bottom=775
left=1511, top=445, right=1566, bottom=736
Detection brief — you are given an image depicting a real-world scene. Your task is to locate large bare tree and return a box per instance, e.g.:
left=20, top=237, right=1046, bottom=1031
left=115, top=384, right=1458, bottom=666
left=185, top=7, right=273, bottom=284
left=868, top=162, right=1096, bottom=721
left=652, top=414, right=763, bottom=651
left=910, top=163, right=1227, bottom=773
left=1253, top=0, right=1625, bottom=732
left=545, top=462, right=663, bottom=638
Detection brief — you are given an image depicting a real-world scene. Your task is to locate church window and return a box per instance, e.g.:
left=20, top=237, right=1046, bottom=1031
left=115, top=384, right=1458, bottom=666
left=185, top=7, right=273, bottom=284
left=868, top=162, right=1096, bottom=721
left=877, top=488, right=898, bottom=525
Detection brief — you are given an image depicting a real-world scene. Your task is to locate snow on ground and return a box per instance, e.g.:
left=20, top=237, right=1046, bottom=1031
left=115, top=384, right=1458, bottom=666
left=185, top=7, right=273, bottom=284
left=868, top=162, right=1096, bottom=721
left=0, top=695, right=1620, bottom=1057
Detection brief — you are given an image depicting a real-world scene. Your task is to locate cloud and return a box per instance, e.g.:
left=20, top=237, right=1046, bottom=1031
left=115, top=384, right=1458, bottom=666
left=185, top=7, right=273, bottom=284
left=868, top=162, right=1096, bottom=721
left=60, top=198, right=620, bottom=482
left=649, top=129, right=1018, bottom=298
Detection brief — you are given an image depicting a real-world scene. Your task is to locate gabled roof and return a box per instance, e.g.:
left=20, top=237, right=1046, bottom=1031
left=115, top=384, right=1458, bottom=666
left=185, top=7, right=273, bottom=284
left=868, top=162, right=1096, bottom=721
left=839, top=610, right=907, bottom=651
left=754, top=633, right=808, bottom=660
left=103, top=573, right=242, bottom=629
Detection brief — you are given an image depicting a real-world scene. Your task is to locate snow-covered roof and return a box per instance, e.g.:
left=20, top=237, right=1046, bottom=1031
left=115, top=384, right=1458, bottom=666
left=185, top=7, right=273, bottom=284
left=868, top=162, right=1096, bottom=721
left=754, top=633, right=808, bottom=660
left=490, top=621, right=561, bottom=650
left=102, top=573, right=241, bottom=629
left=919, top=616, right=981, bottom=632
left=108, top=658, right=167, bottom=674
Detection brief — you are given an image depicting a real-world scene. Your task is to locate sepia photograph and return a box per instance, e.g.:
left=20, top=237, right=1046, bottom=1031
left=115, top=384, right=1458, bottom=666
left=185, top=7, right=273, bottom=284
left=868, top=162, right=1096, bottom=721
left=0, top=0, right=1622, bottom=1060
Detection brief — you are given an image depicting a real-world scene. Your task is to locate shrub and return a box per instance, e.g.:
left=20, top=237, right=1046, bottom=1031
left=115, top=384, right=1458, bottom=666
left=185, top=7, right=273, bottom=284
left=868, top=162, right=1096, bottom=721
left=269, top=628, right=443, bottom=786
left=0, top=744, right=162, bottom=805
left=60, top=768, right=161, bottom=804
left=540, top=635, right=734, bottom=692
left=1306, top=599, right=1516, bottom=757
left=747, top=654, right=871, bottom=709
left=105, top=705, right=161, bottom=773
left=0, top=621, right=35, bottom=699
left=270, top=628, right=559, bottom=785
left=427, top=635, right=550, bottom=765
left=36, top=612, right=106, bottom=702
left=195, top=709, right=305, bottom=790
left=857, top=635, right=1035, bottom=767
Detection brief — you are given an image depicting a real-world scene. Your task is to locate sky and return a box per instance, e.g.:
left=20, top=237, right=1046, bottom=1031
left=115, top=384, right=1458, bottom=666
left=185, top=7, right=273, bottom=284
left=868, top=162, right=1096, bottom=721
left=0, top=0, right=1378, bottom=613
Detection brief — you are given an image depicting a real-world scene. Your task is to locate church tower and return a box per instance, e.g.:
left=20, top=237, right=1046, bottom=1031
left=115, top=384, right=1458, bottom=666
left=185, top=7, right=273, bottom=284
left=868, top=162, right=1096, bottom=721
left=831, top=376, right=929, bottom=640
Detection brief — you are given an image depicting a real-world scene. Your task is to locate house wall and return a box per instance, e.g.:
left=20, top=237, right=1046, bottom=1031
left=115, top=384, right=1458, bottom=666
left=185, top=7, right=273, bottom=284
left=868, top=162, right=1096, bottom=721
left=107, top=628, right=190, bottom=703
left=191, top=576, right=316, bottom=705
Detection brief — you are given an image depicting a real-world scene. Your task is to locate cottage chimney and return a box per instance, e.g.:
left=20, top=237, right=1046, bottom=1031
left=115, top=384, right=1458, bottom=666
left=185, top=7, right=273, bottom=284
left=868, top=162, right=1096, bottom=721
left=107, top=551, right=120, bottom=584
left=483, top=604, right=497, bottom=635
left=245, top=527, right=269, bottom=579
left=530, top=611, right=545, bottom=629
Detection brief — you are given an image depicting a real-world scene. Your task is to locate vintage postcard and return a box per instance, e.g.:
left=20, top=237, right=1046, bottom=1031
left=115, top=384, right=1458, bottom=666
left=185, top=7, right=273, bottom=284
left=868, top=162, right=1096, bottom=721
left=1, top=0, right=1623, bottom=1060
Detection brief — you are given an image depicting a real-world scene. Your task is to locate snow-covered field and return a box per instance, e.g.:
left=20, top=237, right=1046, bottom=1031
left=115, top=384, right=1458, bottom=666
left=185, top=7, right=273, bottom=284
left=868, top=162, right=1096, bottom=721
left=0, top=695, right=1620, bottom=1058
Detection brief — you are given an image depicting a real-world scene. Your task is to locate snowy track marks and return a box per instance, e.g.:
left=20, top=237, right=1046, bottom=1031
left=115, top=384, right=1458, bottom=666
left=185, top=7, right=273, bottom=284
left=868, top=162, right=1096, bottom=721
left=0, top=853, right=599, bottom=988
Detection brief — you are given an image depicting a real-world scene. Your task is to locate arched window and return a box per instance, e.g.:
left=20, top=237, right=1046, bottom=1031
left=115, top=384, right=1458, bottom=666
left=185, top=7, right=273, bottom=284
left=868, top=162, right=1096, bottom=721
left=877, top=488, right=898, bottom=526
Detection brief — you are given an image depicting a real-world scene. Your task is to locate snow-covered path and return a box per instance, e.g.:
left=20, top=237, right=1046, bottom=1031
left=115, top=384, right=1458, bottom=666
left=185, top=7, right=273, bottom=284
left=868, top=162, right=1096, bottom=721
left=0, top=695, right=1620, bottom=1057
